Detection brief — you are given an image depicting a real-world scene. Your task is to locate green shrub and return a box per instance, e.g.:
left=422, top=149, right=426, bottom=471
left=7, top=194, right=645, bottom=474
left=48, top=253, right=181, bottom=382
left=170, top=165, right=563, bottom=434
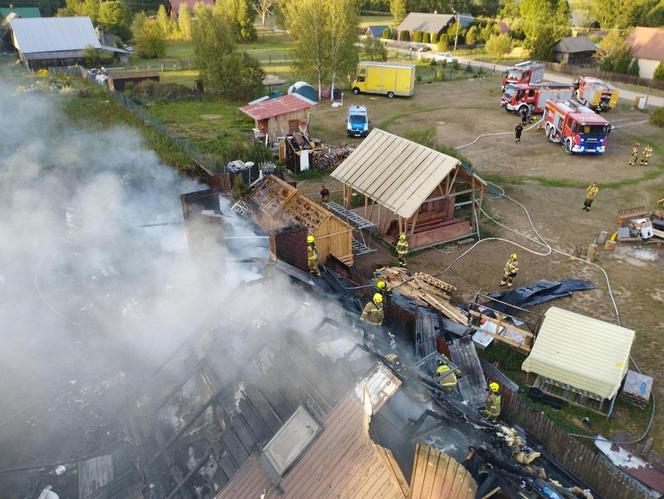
left=413, top=31, right=423, bottom=43
left=437, top=38, right=448, bottom=52
left=654, top=61, right=664, bottom=81
left=450, top=60, right=460, bottom=71
left=628, top=58, right=640, bottom=76
left=382, top=27, right=391, bottom=39
left=431, top=32, right=439, bottom=44
left=416, top=74, right=422, bottom=82
left=422, top=32, right=430, bottom=43
left=400, top=30, right=410, bottom=41
left=392, top=29, right=399, bottom=40
left=485, top=33, right=511, bottom=58
left=651, top=107, right=664, bottom=128
left=465, top=25, right=478, bottom=46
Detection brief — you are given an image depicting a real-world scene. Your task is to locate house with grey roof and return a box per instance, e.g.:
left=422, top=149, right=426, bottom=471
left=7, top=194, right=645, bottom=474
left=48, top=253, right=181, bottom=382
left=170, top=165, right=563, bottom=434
left=553, top=35, right=597, bottom=65
left=396, top=12, right=472, bottom=40
left=9, top=16, right=128, bottom=69
left=365, top=24, right=389, bottom=39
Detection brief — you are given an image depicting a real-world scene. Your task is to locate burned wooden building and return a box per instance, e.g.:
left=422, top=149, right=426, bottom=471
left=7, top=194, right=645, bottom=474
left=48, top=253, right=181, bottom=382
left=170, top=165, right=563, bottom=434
left=331, top=129, right=486, bottom=251
left=249, top=175, right=354, bottom=266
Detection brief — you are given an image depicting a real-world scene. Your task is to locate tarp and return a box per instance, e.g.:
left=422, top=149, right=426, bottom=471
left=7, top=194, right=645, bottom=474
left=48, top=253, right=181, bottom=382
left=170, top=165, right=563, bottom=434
left=486, top=279, right=595, bottom=315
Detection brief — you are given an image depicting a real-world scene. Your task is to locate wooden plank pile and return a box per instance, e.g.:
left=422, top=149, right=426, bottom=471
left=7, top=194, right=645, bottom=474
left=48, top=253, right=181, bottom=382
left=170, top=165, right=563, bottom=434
left=312, top=144, right=355, bottom=172
left=377, top=267, right=468, bottom=325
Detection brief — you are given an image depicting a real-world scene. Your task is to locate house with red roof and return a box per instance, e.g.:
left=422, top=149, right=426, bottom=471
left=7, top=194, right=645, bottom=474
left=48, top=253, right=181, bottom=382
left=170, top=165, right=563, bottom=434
left=239, top=94, right=315, bottom=143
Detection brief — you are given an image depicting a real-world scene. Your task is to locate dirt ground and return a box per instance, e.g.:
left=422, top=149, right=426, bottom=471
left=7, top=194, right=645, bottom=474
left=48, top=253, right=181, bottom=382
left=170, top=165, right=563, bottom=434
left=302, top=76, right=664, bottom=451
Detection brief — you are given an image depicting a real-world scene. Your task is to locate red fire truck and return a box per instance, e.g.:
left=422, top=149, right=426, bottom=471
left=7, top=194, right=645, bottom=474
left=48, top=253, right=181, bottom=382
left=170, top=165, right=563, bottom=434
left=574, top=76, right=620, bottom=112
left=501, top=82, right=574, bottom=114
left=543, top=100, right=611, bottom=155
left=500, top=61, right=545, bottom=89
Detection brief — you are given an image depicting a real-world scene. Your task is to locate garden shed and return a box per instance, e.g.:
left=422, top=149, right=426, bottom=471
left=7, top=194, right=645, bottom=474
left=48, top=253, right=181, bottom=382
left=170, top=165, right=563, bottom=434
left=331, top=129, right=485, bottom=250
left=522, top=307, right=635, bottom=415
left=553, top=36, right=597, bottom=65
left=240, top=94, right=315, bottom=143
left=248, top=175, right=353, bottom=266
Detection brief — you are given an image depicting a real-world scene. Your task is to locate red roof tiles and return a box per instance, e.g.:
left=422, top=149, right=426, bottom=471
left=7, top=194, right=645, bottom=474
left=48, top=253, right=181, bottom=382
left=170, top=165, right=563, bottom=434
left=240, top=94, right=313, bottom=121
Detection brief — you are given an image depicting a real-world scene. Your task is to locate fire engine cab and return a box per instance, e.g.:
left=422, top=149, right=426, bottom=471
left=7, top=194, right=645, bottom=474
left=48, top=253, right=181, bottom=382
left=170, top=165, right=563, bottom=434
left=543, top=100, right=610, bottom=155
left=500, top=61, right=545, bottom=89
left=501, top=82, right=574, bottom=114
left=574, top=76, right=620, bottom=112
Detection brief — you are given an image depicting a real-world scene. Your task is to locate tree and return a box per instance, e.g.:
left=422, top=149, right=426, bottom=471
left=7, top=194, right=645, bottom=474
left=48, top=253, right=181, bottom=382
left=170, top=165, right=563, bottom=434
left=97, top=1, right=130, bottom=39
left=446, top=21, right=465, bottom=46
left=585, top=0, right=663, bottom=29
left=178, top=4, right=192, bottom=40
left=628, top=58, right=640, bottom=76
left=413, top=31, right=423, bottom=42
left=192, top=7, right=263, bottom=99
left=390, top=0, right=407, bottom=24
left=382, top=27, right=391, bottom=39
left=325, top=0, right=359, bottom=95
left=57, top=0, right=99, bottom=22
left=436, top=37, right=448, bottom=51
left=422, top=32, right=430, bottom=43
left=431, top=32, right=439, bottom=44
left=253, top=0, right=274, bottom=25
left=156, top=4, right=174, bottom=39
left=400, top=30, right=410, bottom=41
left=485, top=33, right=511, bottom=58
left=215, top=0, right=257, bottom=42
left=282, top=0, right=359, bottom=98
left=654, top=61, right=664, bottom=81
left=132, top=14, right=166, bottom=58
left=465, top=25, right=477, bottom=46
left=364, top=37, right=387, bottom=61
left=520, top=0, right=571, bottom=60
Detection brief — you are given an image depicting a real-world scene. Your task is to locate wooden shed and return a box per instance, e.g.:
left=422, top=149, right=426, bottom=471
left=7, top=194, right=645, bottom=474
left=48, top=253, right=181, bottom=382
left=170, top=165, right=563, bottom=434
left=107, top=71, right=159, bottom=92
left=331, top=129, right=486, bottom=251
left=240, top=94, right=314, bottom=143
left=249, top=175, right=354, bottom=265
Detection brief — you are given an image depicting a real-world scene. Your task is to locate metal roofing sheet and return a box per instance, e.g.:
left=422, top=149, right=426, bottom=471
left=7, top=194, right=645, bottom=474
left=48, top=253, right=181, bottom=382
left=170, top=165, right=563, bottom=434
left=10, top=16, right=100, bottom=54
left=555, top=36, right=597, bottom=54
left=522, top=307, right=635, bottom=399
left=331, top=129, right=460, bottom=218
left=1, top=7, right=41, bottom=18
left=239, top=94, right=313, bottom=121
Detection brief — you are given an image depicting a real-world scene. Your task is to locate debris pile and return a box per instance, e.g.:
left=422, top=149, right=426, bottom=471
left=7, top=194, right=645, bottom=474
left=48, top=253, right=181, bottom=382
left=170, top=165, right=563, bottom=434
left=312, top=144, right=355, bottom=171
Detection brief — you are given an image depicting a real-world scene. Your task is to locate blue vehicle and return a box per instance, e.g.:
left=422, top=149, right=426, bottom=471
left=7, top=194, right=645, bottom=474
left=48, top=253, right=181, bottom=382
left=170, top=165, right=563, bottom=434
left=346, top=105, right=369, bottom=137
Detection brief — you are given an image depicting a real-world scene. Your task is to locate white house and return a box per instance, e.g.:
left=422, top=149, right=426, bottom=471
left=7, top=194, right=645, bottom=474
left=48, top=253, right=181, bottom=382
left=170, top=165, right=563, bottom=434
left=626, top=27, right=664, bottom=80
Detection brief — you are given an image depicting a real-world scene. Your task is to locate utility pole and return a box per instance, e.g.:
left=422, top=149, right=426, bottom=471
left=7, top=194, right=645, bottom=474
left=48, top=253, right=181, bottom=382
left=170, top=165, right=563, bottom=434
left=453, top=13, right=460, bottom=52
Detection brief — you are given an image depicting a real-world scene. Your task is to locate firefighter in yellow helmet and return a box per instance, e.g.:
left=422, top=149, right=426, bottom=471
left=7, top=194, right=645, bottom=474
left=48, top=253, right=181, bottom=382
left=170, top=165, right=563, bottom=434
left=396, top=233, right=409, bottom=268
left=500, top=253, right=519, bottom=288
left=307, top=235, right=320, bottom=277
left=435, top=358, right=461, bottom=389
left=481, top=382, right=501, bottom=421
left=360, top=293, right=384, bottom=327
left=640, top=144, right=652, bottom=166
left=629, top=142, right=640, bottom=167
left=375, top=280, right=391, bottom=301
left=583, top=182, right=599, bottom=211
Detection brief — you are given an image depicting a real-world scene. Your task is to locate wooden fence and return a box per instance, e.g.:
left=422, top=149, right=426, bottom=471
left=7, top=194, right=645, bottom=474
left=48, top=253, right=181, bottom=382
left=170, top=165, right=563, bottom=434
left=502, top=393, right=651, bottom=499
left=543, top=61, right=664, bottom=91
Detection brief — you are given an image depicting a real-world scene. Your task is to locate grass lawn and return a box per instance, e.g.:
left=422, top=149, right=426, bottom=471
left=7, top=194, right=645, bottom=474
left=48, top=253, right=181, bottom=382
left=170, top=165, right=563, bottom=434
left=359, top=14, right=394, bottom=28
left=147, top=98, right=253, bottom=160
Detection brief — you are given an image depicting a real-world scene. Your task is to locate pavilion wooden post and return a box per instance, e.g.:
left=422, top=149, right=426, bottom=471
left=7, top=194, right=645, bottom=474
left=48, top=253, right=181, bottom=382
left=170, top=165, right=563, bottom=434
left=364, top=195, right=368, bottom=218
left=471, top=176, right=478, bottom=235
left=410, top=211, right=419, bottom=237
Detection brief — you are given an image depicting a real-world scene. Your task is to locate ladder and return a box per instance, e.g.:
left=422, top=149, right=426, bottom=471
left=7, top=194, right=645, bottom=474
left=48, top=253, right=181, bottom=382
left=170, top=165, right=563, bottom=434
left=231, top=199, right=250, bottom=215
left=325, top=200, right=376, bottom=256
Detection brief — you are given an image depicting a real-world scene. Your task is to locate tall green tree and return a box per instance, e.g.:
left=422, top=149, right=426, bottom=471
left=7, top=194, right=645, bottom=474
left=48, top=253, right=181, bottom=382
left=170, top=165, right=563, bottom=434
left=156, top=4, right=174, bottom=39
left=283, top=0, right=359, bottom=97
left=58, top=0, right=99, bottom=22
left=390, top=0, right=407, bottom=24
left=131, top=13, right=166, bottom=58
left=178, top=4, right=192, bottom=40
left=520, top=0, right=571, bottom=60
left=192, top=7, right=263, bottom=99
left=97, top=1, right=130, bottom=39
left=215, top=0, right=257, bottom=42
left=585, top=0, right=664, bottom=28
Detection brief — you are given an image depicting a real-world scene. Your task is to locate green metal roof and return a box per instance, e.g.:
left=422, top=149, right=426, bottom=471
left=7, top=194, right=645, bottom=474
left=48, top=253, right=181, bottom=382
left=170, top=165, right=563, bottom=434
left=1, top=7, right=41, bottom=18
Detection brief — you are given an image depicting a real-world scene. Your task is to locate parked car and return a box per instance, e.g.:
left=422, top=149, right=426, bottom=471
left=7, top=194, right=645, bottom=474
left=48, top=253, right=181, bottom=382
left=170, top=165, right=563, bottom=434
left=433, top=52, right=456, bottom=63
left=416, top=44, right=431, bottom=52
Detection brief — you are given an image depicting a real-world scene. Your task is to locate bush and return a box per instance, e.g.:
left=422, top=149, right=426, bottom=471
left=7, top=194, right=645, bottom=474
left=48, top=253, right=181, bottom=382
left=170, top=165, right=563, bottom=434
left=437, top=38, right=448, bottom=52
left=651, top=107, right=664, bottom=128
left=485, top=33, right=511, bottom=58
left=400, top=30, right=410, bottom=41
left=413, top=31, right=423, bottom=43
left=382, top=27, right=391, bottom=39
left=450, top=60, right=460, bottom=71
left=466, top=25, right=478, bottom=46
left=422, top=32, right=430, bottom=43
left=131, top=15, right=166, bottom=59
left=654, top=61, right=664, bottom=81
left=628, top=58, right=640, bottom=76
left=416, top=74, right=422, bottom=82
left=392, top=29, right=399, bottom=40
left=431, top=32, right=439, bottom=44
left=364, top=37, right=387, bottom=61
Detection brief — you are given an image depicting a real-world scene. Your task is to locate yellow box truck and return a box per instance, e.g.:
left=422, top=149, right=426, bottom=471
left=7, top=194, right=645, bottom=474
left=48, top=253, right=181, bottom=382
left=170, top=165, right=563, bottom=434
left=351, top=62, right=416, bottom=98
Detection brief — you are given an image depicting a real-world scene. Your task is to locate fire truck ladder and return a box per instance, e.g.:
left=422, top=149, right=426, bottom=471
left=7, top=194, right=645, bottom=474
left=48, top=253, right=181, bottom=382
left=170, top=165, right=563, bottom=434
left=324, top=201, right=376, bottom=256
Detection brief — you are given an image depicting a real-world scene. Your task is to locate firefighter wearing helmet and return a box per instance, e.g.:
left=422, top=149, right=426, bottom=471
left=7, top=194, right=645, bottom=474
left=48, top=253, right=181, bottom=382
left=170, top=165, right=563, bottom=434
left=307, top=235, right=320, bottom=277
left=360, top=293, right=384, bottom=327
left=481, top=382, right=501, bottom=421
left=435, top=357, right=461, bottom=389
left=376, top=280, right=391, bottom=301
left=629, top=142, right=640, bottom=167
left=396, top=233, right=409, bottom=268
left=500, top=253, right=519, bottom=288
